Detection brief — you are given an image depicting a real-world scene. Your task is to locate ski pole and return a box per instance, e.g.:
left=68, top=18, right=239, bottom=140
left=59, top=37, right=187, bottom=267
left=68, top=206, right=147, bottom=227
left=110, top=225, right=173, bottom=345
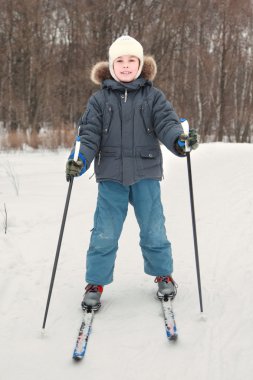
left=42, top=137, right=81, bottom=330
left=181, top=119, right=203, bottom=313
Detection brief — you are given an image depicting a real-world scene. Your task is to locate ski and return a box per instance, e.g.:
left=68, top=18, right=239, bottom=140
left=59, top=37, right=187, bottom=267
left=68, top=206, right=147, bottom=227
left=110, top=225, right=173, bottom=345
left=72, top=307, right=95, bottom=360
left=72, top=296, right=177, bottom=360
left=161, top=296, right=178, bottom=341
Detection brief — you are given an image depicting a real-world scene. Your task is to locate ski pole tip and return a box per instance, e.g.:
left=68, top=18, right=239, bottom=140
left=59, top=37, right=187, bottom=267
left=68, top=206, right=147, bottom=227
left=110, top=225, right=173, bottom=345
left=199, top=312, right=207, bottom=322
left=41, top=328, right=47, bottom=337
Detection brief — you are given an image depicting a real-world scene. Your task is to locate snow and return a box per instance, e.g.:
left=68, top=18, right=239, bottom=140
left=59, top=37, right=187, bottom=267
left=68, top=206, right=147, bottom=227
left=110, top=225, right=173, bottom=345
left=0, top=143, right=253, bottom=380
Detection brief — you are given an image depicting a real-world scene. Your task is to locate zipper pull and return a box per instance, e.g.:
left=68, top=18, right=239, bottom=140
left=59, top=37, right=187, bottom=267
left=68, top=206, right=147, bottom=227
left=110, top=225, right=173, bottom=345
left=124, top=88, right=127, bottom=103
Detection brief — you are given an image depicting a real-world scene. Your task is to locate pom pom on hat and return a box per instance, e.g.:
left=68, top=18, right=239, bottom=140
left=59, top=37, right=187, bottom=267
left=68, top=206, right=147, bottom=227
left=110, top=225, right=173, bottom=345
left=109, top=35, right=144, bottom=81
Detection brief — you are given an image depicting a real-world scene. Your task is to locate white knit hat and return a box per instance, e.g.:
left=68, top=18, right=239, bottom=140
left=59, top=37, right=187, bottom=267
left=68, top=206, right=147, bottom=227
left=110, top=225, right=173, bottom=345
left=109, top=35, right=144, bottom=81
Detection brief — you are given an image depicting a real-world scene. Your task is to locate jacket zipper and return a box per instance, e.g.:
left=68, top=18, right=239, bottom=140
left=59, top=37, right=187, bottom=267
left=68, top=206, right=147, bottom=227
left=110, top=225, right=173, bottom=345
left=124, top=89, right=127, bottom=103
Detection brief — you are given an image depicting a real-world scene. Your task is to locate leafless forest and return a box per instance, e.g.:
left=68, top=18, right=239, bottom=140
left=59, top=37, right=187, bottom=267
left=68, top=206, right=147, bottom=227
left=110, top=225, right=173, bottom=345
left=0, top=0, right=253, bottom=149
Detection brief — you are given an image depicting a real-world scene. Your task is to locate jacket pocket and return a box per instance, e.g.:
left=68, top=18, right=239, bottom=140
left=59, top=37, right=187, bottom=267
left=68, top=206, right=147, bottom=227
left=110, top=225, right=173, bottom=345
left=140, top=101, right=153, bottom=134
left=103, top=103, right=113, bottom=134
left=136, top=146, right=163, bottom=177
left=95, top=147, right=121, bottom=180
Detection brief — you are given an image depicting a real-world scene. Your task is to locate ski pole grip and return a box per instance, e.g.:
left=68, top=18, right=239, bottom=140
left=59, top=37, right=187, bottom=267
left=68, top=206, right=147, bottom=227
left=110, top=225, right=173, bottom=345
left=180, top=118, right=190, bottom=153
left=73, top=136, right=81, bottom=162
left=181, top=118, right=189, bottom=135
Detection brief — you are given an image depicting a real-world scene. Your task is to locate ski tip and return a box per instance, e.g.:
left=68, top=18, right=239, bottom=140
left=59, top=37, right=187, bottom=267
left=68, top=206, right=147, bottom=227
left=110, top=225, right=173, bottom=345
left=73, top=349, right=86, bottom=361
left=73, top=355, right=83, bottom=362
left=166, top=329, right=178, bottom=341
left=168, top=334, right=178, bottom=342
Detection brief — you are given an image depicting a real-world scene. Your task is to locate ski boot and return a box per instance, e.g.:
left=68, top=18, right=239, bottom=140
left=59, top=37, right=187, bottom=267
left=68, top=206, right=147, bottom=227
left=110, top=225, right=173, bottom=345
left=155, top=276, right=177, bottom=300
left=81, top=284, right=103, bottom=311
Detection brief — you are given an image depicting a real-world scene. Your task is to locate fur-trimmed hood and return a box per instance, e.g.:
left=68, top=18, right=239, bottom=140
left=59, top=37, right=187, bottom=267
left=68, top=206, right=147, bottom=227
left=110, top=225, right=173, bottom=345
left=90, top=56, right=157, bottom=85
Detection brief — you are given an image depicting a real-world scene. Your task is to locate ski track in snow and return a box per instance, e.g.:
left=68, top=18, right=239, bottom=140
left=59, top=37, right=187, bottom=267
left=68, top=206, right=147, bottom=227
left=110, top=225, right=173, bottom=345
left=0, top=144, right=253, bottom=380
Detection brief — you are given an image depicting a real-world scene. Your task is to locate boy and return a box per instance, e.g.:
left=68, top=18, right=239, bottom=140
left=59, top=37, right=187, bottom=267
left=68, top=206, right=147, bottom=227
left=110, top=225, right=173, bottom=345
left=66, top=36, right=199, bottom=310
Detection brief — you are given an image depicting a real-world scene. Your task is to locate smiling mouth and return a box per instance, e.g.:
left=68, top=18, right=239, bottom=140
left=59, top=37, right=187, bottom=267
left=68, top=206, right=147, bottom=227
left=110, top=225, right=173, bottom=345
left=121, top=71, right=131, bottom=74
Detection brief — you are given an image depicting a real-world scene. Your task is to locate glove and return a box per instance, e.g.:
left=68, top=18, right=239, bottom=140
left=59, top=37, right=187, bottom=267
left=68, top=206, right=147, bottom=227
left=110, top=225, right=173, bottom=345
left=66, top=159, right=85, bottom=182
left=175, top=128, right=199, bottom=155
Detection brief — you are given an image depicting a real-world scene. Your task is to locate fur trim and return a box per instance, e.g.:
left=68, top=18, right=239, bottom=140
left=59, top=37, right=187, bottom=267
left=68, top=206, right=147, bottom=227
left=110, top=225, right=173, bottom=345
left=90, top=56, right=157, bottom=85
left=142, top=56, right=157, bottom=82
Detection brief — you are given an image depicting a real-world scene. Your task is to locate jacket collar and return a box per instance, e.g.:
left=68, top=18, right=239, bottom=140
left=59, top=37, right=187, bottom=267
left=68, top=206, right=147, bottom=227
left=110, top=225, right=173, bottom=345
left=102, top=77, right=150, bottom=92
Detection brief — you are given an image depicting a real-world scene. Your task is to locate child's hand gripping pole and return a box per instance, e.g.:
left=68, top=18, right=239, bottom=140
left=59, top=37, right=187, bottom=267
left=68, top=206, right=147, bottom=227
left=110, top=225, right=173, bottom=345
left=180, top=117, right=204, bottom=313
left=66, top=135, right=85, bottom=182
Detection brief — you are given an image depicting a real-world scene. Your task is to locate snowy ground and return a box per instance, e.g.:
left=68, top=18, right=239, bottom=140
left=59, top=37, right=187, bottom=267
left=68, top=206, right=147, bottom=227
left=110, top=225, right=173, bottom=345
left=0, top=143, right=253, bottom=380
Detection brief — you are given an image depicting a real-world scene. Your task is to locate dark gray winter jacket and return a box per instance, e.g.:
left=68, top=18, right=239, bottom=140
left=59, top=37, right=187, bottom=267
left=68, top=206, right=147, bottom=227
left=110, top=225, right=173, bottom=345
left=75, top=56, right=184, bottom=186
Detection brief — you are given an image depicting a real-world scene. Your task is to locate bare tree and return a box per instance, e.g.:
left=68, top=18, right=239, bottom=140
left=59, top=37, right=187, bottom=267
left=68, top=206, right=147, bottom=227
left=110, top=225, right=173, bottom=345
left=0, top=0, right=253, bottom=145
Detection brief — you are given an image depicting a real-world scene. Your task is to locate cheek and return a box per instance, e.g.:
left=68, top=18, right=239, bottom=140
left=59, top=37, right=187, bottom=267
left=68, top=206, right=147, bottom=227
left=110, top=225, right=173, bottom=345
left=134, top=60, right=140, bottom=70
left=113, top=63, right=121, bottom=74
left=133, top=61, right=139, bottom=72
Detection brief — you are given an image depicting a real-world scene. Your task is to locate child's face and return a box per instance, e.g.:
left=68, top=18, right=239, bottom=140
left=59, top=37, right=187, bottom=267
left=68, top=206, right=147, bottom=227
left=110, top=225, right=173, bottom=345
left=113, top=55, right=140, bottom=82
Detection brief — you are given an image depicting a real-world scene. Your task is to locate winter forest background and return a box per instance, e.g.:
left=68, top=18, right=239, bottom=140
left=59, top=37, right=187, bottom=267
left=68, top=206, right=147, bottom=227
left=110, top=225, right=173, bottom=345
left=0, top=0, right=253, bottom=149
left=1, top=2, right=253, bottom=378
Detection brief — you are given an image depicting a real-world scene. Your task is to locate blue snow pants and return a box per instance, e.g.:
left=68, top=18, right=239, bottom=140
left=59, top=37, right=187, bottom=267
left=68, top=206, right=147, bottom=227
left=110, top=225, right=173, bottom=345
left=85, top=180, right=173, bottom=285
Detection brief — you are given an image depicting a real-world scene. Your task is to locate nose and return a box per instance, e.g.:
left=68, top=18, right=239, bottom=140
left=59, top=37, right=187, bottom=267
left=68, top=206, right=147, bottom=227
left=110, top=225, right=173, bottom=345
left=123, top=62, right=129, bottom=68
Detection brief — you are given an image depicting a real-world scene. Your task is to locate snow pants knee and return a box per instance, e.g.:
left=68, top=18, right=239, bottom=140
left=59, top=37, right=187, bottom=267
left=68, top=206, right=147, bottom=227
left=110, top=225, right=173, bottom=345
left=85, top=180, right=173, bottom=285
